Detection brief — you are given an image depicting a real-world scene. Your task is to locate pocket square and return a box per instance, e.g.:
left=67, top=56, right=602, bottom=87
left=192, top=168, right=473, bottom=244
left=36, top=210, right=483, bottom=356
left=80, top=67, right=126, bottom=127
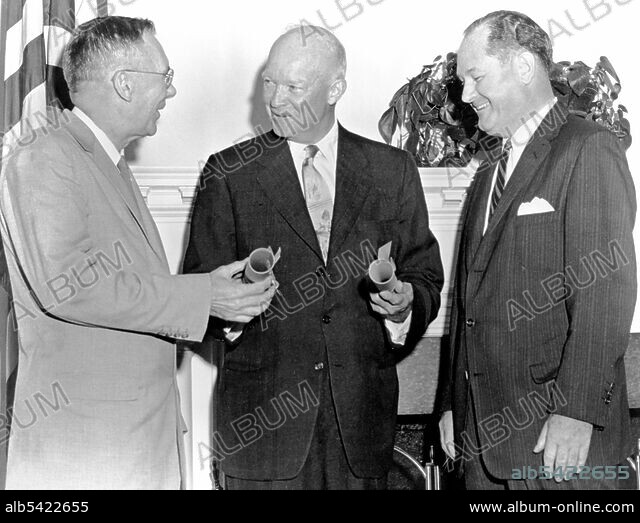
left=517, top=197, right=555, bottom=217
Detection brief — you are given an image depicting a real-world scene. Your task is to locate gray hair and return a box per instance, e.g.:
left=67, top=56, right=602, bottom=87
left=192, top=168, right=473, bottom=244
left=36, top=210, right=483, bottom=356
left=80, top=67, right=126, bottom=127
left=63, top=16, right=155, bottom=92
left=464, top=11, right=553, bottom=73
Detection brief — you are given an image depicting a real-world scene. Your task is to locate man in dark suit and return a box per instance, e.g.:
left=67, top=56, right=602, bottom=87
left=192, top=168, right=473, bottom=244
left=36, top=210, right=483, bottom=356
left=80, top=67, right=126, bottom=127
left=184, top=26, right=443, bottom=490
left=439, top=11, right=637, bottom=489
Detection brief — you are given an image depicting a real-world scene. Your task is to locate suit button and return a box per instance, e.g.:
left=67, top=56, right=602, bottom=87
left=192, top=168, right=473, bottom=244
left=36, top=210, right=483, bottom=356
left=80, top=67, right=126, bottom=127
left=316, top=268, right=326, bottom=278
left=322, top=315, right=332, bottom=325
left=466, top=319, right=476, bottom=327
left=315, top=363, right=325, bottom=371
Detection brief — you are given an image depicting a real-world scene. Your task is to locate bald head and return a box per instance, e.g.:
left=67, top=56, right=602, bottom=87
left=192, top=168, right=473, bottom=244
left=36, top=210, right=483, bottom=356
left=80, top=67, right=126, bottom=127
left=270, top=26, right=347, bottom=83
left=263, top=25, right=348, bottom=144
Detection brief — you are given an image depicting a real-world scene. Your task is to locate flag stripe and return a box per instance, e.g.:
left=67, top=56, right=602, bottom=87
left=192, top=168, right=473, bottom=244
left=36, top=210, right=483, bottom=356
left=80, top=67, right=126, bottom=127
left=0, top=2, right=6, bottom=130
left=75, top=0, right=107, bottom=25
left=3, top=0, right=28, bottom=30
left=45, top=0, right=76, bottom=110
left=44, top=25, right=73, bottom=68
left=3, top=0, right=44, bottom=81
left=44, top=0, right=75, bottom=30
left=3, top=36, right=46, bottom=133
left=97, top=0, right=110, bottom=18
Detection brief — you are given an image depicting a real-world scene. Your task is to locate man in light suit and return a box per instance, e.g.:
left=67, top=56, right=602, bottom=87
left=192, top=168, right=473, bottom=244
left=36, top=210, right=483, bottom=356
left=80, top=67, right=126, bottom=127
left=184, top=26, right=444, bottom=490
left=0, top=16, right=276, bottom=490
left=439, top=11, right=637, bottom=489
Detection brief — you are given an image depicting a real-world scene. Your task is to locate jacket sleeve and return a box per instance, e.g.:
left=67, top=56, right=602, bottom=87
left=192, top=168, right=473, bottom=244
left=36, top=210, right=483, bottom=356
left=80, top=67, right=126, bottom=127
left=1, top=147, right=211, bottom=342
left=183, top=154, right=241, bottom=341
left=395, top=151, right=445, bottom=349
left=183, top=154, right=239, bottom=274
left=554, top=131, right=637, bottom=428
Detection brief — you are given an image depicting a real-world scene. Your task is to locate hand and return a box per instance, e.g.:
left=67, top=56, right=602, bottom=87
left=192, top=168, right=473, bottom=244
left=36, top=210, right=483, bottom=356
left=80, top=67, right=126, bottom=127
left=534, top=414, right=593, bottom=482
left=369, top=281, right=414, bottom=323
left=439, top=410, right=456, bottom=460
left=209, top=259, right=278, bottom=324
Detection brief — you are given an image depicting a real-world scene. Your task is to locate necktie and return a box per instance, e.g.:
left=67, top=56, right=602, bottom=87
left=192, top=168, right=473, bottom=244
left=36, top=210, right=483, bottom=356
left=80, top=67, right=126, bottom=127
left=117, top=157, right=142, bottom=214
left=117, top=157, right=134, bottom=185
left=302, top=145, right=333, bottom=262
left=489, top=139, right=512, bottom=219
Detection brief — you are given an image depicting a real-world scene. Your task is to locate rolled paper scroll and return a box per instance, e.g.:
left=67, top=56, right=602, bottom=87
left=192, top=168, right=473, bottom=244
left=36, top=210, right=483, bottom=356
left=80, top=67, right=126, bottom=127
left=368, top=242, right=397, bottom=292
left=243, top=247, right=282, bottom=283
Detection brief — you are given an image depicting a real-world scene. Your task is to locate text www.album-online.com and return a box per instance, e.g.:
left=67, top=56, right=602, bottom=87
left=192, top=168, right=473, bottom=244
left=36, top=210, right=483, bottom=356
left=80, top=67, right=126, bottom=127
left=469, top=502, right=635, bottom=513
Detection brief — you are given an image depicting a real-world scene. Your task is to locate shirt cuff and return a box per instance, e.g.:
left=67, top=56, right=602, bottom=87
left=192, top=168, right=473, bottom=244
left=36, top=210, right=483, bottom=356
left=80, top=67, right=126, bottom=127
left=385, top=313, right=412, bottom=347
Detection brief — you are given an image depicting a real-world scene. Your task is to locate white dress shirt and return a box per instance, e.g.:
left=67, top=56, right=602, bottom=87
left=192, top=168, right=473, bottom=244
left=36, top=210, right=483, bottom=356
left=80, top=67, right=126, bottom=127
left=483, top=98, right=558, bottom=234
left=72, top=107, right=122, bottom=166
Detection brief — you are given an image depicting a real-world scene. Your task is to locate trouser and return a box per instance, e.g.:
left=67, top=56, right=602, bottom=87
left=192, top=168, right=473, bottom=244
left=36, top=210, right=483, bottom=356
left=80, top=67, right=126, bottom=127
left=225, top=369, right=387, bottom=490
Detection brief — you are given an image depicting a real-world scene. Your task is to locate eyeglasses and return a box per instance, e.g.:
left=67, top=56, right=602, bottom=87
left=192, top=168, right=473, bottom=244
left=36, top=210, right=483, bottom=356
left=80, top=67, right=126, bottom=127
left=113, top=68, right=175, bottom=88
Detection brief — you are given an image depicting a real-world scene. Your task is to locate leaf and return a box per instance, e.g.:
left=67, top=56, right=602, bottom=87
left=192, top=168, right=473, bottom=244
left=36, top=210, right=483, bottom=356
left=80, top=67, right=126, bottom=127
left=567, top=65, right=593, bottom=96
left=378, top=107, right=397, bottom=144
left=441, top=106, right=458, bottom=126
left=394, top=92, right=408, bottom=123
left=551, top=80, right=571, bottom=97
left=388, top=84, right=409, bottom=106
left=430, top=86, right=447, bottom=107
left=611, top=83, right=622, bottom=100
left=405, top=132, right=421, bottom=162
left=600, top=72, right=615, bottom=94
left=598, top=56, right=620, bottom=83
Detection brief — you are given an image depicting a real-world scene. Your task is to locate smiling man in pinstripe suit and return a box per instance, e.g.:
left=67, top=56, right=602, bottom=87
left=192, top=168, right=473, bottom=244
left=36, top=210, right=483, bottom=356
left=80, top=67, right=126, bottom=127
left=439, top=10, right=636, bottom=490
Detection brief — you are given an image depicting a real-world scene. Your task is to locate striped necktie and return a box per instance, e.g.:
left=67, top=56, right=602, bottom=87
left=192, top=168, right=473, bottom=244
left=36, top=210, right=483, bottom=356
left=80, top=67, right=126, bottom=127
left=302, top=145, right=333, bottom=262
left=489, top=139, right=512, bottom=219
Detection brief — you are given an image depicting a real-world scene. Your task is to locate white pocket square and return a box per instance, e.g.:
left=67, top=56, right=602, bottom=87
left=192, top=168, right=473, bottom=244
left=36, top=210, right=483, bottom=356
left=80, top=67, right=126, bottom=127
left=517, top=197, right=555, bottom=217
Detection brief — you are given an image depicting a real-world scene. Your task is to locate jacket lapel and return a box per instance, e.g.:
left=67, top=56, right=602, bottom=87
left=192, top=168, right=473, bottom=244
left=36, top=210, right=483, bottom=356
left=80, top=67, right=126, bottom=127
left=255, top=133, right=324, bottom=261
left=462, top=159, right=495, bottom=268
left=64, top=110, right=167, bottom=265
left=129, top=177, right=170, bottom=268
left=467, top=103, right=569, bottom=298
left=254, top=127, right=372, bottom=265
left=328, top=126, right=372, bottom=261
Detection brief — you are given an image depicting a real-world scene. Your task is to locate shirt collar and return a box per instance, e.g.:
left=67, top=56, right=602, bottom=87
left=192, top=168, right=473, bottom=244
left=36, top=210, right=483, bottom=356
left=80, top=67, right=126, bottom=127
left=72, top=107, right=122, bottom=166
left=509, top=97, right=558, bottom=150
left=287, top=119, right=339, bottom=160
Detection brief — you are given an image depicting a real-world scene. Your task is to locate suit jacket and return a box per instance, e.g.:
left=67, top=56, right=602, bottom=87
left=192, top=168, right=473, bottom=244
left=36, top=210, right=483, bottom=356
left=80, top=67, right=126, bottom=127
left=441, top=103, right=637, bottom=479
left=183, top=126, right=444, bottom=480
left=0, top=110, right=211, bottom=490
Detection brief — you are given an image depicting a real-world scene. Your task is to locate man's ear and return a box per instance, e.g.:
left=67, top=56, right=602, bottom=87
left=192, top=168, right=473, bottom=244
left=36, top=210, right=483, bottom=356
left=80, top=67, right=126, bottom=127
left=517, top=51, right=536, bottom=85
left=112, top=71, right=134, bottom=102
left=328, top=78, right=347, bottom=106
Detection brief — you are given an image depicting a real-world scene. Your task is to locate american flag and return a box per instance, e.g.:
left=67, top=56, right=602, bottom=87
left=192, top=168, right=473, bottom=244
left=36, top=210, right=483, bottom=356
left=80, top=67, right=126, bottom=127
left=0, top=0, right=109, bottom=488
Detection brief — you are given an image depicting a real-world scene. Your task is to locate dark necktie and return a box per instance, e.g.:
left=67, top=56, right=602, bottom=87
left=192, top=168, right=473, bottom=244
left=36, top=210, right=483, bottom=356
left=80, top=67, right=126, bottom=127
left=302, top=145, right=333, bottom=262
left=489, top=139, right=512, bottom=219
